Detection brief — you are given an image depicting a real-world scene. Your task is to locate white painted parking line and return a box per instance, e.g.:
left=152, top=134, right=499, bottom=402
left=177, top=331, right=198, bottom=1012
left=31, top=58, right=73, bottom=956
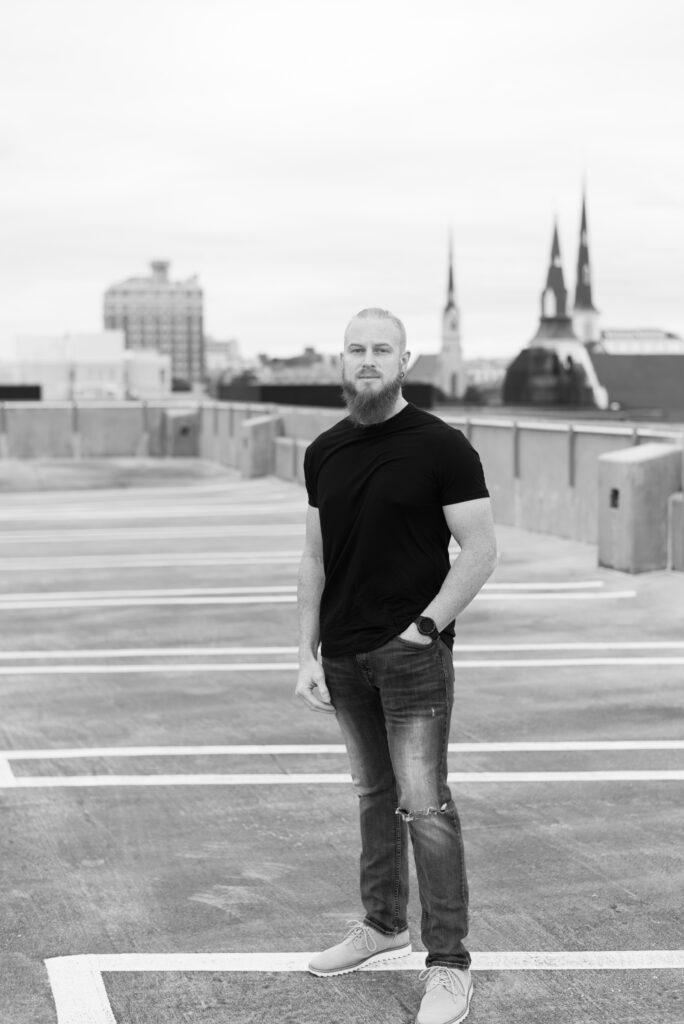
left=6, top=770, right=684, bottom=788
left=0, top=552, right=303, bottom=570
left=0, top=594, right=639, bottom=610
left=0, top=581, right=608, bottom=602
left=0, top=657, right=680, bottom=675
left=5, top=739, right=684, bottom=760
left=0, top=525, right=305, bottom=542
left=0, top=503, right=304, bottom=521
left=1, top=641, right=682, bottom=659
left=45, top=949, right=684, bottom=1024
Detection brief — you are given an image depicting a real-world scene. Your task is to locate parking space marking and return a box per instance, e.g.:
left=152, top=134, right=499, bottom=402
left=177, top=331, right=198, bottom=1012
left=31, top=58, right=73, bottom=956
left=45, top=949, right=684, bottom=1024
left=0, top=552, right=304, bottom=570
left=0, top=503, right=305, bottom=522
left=5, top=770, right=684, bottom=788
left=0, top=585, right=639, bottom=610
left=0, top=656, right=680, bottom=675
left=1, top=641, right=682, bottom=659
left=6, top=740, right=683, bottom=760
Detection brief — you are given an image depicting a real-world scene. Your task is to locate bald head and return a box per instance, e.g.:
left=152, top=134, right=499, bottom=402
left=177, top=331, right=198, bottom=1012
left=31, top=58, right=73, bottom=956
left=344, top=308, right=407, bottom=353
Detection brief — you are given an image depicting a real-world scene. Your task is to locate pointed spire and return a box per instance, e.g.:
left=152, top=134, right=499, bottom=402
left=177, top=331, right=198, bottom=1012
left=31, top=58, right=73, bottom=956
left=574, top=184, right=598, bottom=312
left=540, top=218, right=568, bottom=319
left=445, top=229, right=456, bottom=312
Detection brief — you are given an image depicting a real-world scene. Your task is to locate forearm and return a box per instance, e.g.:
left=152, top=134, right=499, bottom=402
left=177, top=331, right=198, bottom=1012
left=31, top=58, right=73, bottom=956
left=422, top=543, right=497, bottom=632
left=297, top=553, right=326, bottom=660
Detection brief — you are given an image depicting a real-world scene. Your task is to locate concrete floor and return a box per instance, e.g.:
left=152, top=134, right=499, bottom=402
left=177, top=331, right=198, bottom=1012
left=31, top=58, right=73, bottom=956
left=0, top=460, right=682, bottom=1023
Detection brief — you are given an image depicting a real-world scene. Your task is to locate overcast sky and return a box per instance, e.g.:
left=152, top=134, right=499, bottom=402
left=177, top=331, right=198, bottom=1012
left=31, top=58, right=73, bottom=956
left=2, top=0, right=683, bottom=362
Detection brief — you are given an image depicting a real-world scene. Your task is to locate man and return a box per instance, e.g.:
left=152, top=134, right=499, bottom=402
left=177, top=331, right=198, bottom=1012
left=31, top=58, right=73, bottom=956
left=295, top=308, right=497, bottom=1024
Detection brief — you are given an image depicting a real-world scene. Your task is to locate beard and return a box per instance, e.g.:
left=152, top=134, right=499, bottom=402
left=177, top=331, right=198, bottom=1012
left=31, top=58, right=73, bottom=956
left=341, top=368, right=403, bottom=427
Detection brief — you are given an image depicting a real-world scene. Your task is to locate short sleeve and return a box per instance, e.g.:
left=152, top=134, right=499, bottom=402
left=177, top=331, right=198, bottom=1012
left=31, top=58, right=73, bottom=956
left=303, top=443, right=318, bottom=508
left=435, top=428, right=489, bottom=506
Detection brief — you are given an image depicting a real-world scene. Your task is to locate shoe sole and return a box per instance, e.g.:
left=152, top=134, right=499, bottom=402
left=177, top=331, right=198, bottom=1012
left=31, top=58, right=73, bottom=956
left=416, top=980, right=473, bottom=1024
left=308, top=942, right=413, bottom=977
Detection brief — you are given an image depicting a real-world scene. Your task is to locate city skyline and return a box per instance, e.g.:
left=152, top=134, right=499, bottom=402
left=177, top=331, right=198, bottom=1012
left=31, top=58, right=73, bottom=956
left=2, top=0, right=683, bottom=361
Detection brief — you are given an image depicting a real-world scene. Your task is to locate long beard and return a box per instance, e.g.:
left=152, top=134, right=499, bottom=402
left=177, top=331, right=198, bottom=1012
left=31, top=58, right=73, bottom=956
left=341, top=370, right=403, bottom=427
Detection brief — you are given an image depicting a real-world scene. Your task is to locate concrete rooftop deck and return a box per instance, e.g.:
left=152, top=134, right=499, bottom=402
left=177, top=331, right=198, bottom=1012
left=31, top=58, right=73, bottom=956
left=0, top=460, right=682, bottom=1023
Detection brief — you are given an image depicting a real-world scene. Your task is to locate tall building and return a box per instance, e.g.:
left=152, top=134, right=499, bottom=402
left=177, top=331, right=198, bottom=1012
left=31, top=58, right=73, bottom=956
left=438, top=234, right=465, bottom=397
left=104, top=261, right=204, bottom=386
left=572, top=188, right=601, bottom=343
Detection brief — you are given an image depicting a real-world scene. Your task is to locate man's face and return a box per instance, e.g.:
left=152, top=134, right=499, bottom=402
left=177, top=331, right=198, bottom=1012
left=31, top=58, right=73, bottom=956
left=340, top=317, right=409, bottom=427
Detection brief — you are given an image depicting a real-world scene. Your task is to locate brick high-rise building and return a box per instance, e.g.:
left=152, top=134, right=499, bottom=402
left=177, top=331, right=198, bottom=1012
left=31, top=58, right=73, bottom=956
left=104, top=260, right=204, bottom=386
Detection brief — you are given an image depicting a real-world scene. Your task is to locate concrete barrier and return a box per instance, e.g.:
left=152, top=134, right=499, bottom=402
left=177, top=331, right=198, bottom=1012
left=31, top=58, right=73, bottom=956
left=163, top=409, right=200, bottom=457
left=78, top=404, right=147, bottom=457
left=598, top=442, right=683, bottom=572
left=240, top=415, right=284, bottom=478
left=3, top=403, right=74, bottom=458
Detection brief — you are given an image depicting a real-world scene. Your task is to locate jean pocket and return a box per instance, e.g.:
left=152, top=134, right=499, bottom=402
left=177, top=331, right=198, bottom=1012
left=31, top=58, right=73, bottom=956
left=394, top=635, right=437, bottom=650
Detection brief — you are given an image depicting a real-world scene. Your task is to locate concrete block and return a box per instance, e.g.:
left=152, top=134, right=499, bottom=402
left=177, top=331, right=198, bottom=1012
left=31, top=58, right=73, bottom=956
left=669, top=493, right=683, bottom=571
left=598, top=442, right=683, bottom=572
left=275, top=437, right=297, bottom=481
left=240, top=415, right=284, bottom=478
left=163, top=409, right=200, bottom=457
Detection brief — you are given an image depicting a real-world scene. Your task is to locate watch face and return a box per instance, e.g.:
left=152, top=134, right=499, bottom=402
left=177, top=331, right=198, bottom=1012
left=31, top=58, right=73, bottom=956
left=418, top=617, right=437, bottom=635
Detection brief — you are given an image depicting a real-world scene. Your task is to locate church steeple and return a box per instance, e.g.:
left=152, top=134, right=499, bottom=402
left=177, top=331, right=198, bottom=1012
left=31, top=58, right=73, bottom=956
left=445, top=231, right=456, bottom=312
left=571, top=183, right=601, bottom=342
left=574, top=187, right=598, bottom=313
left=439, top=229, right=465, bottom=398
left=541, top=220, right=568, bottom=319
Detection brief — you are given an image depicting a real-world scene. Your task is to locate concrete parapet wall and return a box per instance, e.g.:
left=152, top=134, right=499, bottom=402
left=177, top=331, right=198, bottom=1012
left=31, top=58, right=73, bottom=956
left=2, top=403, right=74, bottom=458
left=669, top=493, right=683, bottom=571
left=295, top=439, right=309, bottom=489
left=78, top=404, right=148, bottom=457
left=275, top=437, right=297, bottom=481
left=197, top=401, right=276, bottom=468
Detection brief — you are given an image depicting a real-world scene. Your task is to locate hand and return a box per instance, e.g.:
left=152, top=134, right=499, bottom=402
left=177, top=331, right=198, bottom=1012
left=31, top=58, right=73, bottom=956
left=295, top=657, right=336, bottom=714
left=398, top=622, right=433, bottom=645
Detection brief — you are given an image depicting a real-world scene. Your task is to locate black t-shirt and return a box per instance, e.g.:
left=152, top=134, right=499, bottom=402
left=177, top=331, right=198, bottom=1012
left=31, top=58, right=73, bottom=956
left=304, top=402, right=489, bottom=657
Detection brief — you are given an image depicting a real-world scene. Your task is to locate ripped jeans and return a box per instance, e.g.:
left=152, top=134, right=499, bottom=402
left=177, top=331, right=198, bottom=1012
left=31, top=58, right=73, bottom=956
left=321, top=634, right=470, bottom=969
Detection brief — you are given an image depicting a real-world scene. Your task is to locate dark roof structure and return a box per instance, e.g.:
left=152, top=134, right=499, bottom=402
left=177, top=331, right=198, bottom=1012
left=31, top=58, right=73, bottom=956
left=588, top=352, right=684, bottom=416
left=407, top=354, right=440, bottom=383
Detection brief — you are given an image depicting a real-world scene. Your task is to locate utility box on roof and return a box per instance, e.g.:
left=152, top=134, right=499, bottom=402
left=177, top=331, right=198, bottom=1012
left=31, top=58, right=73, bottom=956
left=598, top=443, right=682, bottom=572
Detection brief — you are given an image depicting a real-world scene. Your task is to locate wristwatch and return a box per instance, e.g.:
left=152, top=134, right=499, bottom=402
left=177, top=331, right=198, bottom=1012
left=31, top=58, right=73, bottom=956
left=414, top=616, right=440, bottom=641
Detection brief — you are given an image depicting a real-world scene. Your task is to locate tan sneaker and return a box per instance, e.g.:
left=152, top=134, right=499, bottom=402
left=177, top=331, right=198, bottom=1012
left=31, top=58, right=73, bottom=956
left=416, top=966, right=473, bottom=1024
left=308, top=919, right=411, bottom=977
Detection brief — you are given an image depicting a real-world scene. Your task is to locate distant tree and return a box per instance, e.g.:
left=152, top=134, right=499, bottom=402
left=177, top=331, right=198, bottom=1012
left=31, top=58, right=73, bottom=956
left=228, top=369, right=260, bottom=387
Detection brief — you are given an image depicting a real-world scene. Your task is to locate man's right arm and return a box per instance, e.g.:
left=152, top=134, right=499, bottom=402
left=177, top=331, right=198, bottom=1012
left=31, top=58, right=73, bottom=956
left=295, top=506, right=334, bottom=714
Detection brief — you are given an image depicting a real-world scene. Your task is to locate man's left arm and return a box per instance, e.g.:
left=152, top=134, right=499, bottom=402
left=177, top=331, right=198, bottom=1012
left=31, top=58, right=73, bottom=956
left=400, top=497, right=498, bottom=642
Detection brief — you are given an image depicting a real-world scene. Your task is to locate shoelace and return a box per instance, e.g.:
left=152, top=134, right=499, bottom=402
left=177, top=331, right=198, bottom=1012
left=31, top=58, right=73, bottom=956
left=419, top=966, right=468, bottom=999
left=343, top=919, right=378, bottom=953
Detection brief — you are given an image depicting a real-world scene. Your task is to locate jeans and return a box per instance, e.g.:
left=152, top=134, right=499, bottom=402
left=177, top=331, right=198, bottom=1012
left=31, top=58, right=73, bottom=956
left=321, top=634, right=470, bottom=969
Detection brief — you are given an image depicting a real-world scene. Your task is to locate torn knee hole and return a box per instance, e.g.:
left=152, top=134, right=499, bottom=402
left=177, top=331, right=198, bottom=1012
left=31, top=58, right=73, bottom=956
left=395, top=802, right=450, bottom=822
